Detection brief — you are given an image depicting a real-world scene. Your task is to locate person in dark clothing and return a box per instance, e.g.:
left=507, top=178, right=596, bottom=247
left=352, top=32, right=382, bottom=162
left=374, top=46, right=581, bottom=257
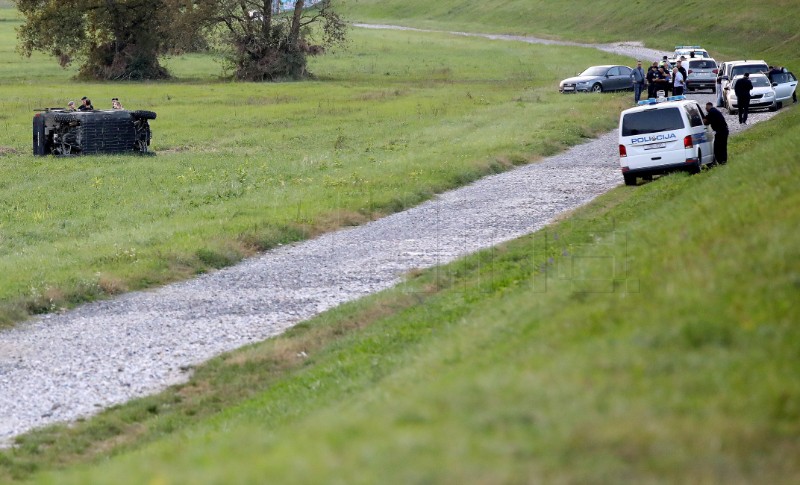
left=78, top=96, right=94, bottom=111
left=646, top=63, right=659, bottom=99
left=704, top=102, right=728, bottom=164
left=733, top=73, right=753, bottom=124
left=654, top=66, right=671, bottom=97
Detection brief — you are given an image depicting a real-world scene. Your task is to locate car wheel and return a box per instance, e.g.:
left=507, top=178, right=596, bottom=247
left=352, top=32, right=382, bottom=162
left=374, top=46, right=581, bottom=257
left=131, top=110, right=157, bottom=120
left=623, top=173, right=637, bottom=186
left=53, top=113, right=78, bottom=123
left=591, top=83, right=602, bottom=93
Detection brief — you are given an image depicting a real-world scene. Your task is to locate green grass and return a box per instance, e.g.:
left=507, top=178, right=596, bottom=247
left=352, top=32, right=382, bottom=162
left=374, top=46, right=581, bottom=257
left=0, top=23, right=632, bottom=327
left=342, top=0, right=800, bottom=69
left=2, top=2, right=799, bottom=482
left=5, top=96, right=798, bottom=485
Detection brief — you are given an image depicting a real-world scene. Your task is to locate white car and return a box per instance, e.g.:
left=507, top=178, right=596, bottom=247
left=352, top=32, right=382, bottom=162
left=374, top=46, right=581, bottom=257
left=669, top=45, right=711, bottom=64
left=723, top=74, right=777, bottom=114
left=718, top=60, right=769, bottom=92
left=618, top=96, right=715, bottom=186
left=769, top=70, right=798, bottom=108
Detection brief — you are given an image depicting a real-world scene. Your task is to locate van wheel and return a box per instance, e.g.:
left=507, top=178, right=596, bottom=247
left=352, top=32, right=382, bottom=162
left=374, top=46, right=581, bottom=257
left=591, top=83, right=603, bottom=93
left=623, top=173, right=637, bottom=186
left=688, top=152, right=702, bottom=174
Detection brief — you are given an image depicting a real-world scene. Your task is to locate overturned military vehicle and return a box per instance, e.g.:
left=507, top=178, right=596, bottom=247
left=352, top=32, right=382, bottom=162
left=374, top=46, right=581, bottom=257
left=33, top=109, right=156, bottom=156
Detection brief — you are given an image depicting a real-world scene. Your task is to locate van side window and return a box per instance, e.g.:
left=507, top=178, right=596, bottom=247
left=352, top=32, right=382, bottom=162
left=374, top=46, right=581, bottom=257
left=685, top=105, right=704, bottom=127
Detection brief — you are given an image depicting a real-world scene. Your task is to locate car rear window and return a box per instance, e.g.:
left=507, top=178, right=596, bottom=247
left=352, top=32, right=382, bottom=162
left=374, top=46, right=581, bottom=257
left=689, top=60, right=716, bottom=69
left=622, top=108, right=685, bottom=136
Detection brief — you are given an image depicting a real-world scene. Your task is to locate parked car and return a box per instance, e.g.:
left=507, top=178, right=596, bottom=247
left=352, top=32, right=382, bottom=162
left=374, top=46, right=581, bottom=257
left=559, top=65, right=634, bottom=93
left=718, top=60, right=769, bottom=92
left=769, top=70, right=798, bottom=108
left=669, top=45, right=711, bottom=64
left=33, top=108, right=156, bottom=156
left=723, top=74, right=777, bottom=114
left=686, top=58, right=718, bottom=92
left=618, top=96, right=715, bottom=186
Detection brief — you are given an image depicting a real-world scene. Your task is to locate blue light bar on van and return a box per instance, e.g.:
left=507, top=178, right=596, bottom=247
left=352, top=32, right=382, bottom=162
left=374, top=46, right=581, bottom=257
left=637, top=98, right=658, bottom=105
left=667, top=95, right=686, bottom=101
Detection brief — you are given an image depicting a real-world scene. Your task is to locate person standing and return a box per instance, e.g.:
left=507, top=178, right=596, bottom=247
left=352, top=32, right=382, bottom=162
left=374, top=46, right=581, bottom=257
left=646, top=62, right=659, bottom=99
left=631, top=60, right=646, bottom=103
left=704, top=102, right=728, bottom=164
left=655, top=66, right=671, bottom=97
left=672, top=66, right=686, bottom=96
left=716, top=70, right=725, bottom=107
left=675, top=59, right=687, bottom=85
left=734, top=72, right=754, bottom=124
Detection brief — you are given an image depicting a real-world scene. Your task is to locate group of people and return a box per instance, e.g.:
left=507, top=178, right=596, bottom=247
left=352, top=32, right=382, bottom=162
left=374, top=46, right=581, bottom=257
left=630, top=55, right=689, bottom=103
left=66, top=96, right=124, bottom=111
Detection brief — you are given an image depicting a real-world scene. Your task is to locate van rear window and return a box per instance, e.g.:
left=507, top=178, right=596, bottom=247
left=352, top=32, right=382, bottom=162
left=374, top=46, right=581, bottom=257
left=622, top=108, right=684, bottom=136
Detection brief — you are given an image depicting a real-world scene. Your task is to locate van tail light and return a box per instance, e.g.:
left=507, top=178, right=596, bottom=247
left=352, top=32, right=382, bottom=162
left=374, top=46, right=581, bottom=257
left=712, top=69, right=719, bottom=74
left=683, top=135, right=693, bottom=148
left=619, top=144, right=627, bottom=157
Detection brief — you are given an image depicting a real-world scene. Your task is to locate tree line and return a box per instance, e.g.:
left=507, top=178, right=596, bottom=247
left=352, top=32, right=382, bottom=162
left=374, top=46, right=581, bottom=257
left=12, top=0, right=347, bottom=81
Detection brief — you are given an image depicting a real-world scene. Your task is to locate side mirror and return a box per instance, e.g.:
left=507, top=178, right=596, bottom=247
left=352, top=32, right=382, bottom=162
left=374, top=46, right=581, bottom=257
left=772, top=82, right=778, bottom=87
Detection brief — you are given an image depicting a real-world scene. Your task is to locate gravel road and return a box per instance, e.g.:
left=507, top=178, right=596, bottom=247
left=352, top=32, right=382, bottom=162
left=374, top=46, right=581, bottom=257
left=0, top=26, right=782, bottom=446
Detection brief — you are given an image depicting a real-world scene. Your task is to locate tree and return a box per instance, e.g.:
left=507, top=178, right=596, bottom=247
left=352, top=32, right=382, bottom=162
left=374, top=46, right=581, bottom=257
left=202, top=0, right=347, bottom=81
left=13, top=0, right=195, bottom=80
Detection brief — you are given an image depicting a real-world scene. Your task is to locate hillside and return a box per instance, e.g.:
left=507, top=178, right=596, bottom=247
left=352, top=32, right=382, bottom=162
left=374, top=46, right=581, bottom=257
left=342, top=0, right=800, bottom=68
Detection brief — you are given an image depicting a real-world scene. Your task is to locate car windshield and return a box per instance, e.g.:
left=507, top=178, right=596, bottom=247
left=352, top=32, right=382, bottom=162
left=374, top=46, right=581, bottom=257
left=621, top=108, right=685, bottom=136
left=677, top=50, right=708, bottom=58
left=746, top=77, right=771, bottom=87
left=580, top=66, right=609, bottom=77
left=731, top=65, right=768, bottom=77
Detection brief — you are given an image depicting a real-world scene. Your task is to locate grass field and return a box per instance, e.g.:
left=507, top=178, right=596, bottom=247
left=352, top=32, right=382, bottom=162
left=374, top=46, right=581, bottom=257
left=4, top=93, right=798, bottom=484
left=1, top=1, right=799, bottom=482
left=0, top=10, right=632, bottom=326
left=342, top=0, right=800, bottom=69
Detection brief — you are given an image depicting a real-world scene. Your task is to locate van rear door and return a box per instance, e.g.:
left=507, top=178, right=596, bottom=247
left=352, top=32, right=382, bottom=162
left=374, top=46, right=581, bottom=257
left=620, top=107, right=687, bottom=169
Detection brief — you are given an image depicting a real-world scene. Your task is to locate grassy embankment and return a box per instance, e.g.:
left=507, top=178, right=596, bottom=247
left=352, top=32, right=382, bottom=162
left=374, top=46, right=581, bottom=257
left=1, top=1, right=798, bottom=482
left=3, top=84, right=798, bottom=484
left=0, top=4, right=631, bottom=327
left=342, top=0, right=800, bottom=69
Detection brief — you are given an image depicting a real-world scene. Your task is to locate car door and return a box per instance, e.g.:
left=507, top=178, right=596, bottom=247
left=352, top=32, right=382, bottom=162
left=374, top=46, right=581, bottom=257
left=772, top=72, right=798, bottom=103
left=605, top=67, right=621, bottom=90
left=688, top=103, right=714, bottom=164
left=618, top=66, right=633, bottom=90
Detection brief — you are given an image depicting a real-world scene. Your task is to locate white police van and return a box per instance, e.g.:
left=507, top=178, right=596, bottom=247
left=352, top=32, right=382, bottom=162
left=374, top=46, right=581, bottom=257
left=618, top=95, right=715, bottom=186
